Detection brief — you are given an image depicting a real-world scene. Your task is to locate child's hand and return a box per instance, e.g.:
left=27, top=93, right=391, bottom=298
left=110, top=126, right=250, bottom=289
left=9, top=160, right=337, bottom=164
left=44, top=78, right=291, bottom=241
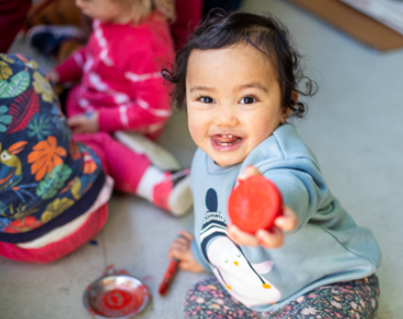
left=47, top=70, right=60, bottom=84
left=168, top=231, right=205, bottom=273
left=227, top=165, right=298, bottom=248
left=228, top=206, right=298, bottom=248
left=68, top=112, right=99, bottom=134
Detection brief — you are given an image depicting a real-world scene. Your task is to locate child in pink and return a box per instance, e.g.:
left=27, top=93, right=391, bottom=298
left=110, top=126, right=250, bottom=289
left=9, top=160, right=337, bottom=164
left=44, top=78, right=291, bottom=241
left=46, top=0, right=192, bottom=217
left=51, top=1, right=175, bottom=140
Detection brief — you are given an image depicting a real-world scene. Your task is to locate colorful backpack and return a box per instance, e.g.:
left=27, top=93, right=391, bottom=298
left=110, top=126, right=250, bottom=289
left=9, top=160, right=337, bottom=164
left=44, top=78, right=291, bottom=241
left=0, top=53, right=106, bottom=247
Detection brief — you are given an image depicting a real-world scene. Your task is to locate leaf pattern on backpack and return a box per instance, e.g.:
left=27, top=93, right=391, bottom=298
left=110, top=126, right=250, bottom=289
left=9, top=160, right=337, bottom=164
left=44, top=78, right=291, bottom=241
left=36, top=164, right=72, bottom=200
left=0, top=105, right=12, bottom=132
left=7, top=88, right=40, bottom=134
left=0, top=70, right=30, bottom=98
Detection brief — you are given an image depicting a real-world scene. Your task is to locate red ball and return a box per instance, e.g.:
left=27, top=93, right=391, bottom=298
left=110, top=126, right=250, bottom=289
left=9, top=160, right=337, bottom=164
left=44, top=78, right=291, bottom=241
left=228, top=176, right=283, bottom=234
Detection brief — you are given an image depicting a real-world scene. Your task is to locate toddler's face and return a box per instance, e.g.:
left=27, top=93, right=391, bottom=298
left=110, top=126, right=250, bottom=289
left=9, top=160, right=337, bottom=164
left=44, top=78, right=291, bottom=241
left=186, top=43, right=290, bottom=167
left=75, top=0, right=127, bottom=22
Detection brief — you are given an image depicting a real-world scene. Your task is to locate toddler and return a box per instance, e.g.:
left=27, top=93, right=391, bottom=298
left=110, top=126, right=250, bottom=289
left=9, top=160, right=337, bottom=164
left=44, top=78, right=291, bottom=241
left=165, top=11, right=381, bottom=318
left=0, top=53, right=192, bottom=262
left=48, top=0, right=177, bottom=161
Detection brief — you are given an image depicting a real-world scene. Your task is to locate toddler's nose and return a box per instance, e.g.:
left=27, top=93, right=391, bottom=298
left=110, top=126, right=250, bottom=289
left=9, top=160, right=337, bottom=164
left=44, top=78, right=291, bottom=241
left=214, top=104, right=239, bottom=127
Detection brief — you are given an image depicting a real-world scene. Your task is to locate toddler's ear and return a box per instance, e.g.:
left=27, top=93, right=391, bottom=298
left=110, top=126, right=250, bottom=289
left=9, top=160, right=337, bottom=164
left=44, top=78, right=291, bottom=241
left=281, top=91, right=299, bottom=123
left=281, top=106, right=291, bottom=124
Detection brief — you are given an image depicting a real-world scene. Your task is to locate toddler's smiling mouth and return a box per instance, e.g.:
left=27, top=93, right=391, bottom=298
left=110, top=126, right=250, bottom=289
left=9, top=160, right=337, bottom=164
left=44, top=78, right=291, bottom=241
left=211, top=134, right=243, bottom=151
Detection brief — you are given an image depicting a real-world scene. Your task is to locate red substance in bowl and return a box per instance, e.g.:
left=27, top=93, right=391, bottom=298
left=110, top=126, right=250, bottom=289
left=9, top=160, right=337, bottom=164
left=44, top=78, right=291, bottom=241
left=228, top=176, right=283, bottom=234
left=94, top=286, right=147, bottom=317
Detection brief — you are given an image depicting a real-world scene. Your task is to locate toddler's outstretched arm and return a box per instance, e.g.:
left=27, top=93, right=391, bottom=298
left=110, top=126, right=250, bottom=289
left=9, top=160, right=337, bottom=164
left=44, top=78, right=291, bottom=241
left=52, top=47, right=87, bottom=84
left=168, top=231, right=205, bottom=273
left=228, top=166, right=298, bottom=248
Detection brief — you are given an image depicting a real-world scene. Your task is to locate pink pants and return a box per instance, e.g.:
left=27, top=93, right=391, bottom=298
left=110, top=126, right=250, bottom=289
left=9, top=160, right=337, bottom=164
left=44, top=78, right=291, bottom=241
left=73, top=131, right=151, bottom=194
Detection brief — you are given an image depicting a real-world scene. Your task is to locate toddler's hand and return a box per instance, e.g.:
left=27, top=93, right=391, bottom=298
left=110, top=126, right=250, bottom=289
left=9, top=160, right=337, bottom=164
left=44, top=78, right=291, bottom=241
left=68, top=112, right=99, bottom=134
left=227, top=165, right=298, bottom=248
left=168, top=231, right=205, bottom=273
left=47, top=70, right=60, bottom=84
left=228, top=206, right=298, bottom=248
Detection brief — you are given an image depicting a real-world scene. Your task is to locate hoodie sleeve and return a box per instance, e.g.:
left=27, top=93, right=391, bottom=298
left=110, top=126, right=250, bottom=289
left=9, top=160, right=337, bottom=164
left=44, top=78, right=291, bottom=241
left=191, top=239, right=211, bottom=271
left=55, top=47, right=87, bottom=83
left=97, top=39, right=173, bottom=132
left=260, top=157, right=331, bottom=234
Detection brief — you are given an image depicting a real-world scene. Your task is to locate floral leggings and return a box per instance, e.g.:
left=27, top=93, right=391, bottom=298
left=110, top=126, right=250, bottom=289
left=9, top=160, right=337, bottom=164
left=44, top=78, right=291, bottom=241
left=184, top=275, right=379, bottom=319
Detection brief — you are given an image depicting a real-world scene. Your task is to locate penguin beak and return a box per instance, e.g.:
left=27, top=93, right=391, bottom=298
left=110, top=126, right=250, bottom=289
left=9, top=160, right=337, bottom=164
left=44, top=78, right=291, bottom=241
left=233, top=261, right=239, bottom=266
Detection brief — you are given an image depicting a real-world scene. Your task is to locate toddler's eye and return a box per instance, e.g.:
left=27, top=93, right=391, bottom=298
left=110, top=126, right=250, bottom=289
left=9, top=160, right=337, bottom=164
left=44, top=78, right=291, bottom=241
left=240, top=96, right=256, bottom=104
left=199, top=96, right=214, bottom=104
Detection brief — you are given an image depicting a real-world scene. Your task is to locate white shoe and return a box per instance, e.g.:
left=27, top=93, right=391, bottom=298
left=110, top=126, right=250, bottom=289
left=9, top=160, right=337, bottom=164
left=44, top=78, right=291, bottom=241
left=153, top=168, right=193, bottom=217
left=114, top=131, right=181, bottom=171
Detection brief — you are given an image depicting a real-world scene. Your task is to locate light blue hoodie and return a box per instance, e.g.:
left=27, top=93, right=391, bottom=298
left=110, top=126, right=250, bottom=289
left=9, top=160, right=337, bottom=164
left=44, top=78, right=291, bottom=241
left=190, top=123, right=381, bottom=312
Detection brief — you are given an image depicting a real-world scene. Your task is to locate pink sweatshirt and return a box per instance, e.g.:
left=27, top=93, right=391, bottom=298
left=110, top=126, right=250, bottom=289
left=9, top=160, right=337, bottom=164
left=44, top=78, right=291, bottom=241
left=56, top=11, right=175, bottom=135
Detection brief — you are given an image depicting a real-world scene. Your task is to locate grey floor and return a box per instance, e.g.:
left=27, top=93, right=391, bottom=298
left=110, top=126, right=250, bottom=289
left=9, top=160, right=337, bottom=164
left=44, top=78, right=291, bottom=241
left=1, top=0, right=402, bottom=318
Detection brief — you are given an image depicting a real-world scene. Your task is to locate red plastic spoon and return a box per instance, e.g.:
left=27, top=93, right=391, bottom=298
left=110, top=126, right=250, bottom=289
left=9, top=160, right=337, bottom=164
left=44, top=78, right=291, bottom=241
left=228, top=175, right=283, bottom=234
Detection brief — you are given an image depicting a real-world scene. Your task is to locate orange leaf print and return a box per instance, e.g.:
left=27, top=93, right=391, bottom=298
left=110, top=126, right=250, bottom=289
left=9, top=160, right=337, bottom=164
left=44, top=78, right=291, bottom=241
left=27, top=136, right=67, bottom=181
left=82, top=151, right=97, bottom=174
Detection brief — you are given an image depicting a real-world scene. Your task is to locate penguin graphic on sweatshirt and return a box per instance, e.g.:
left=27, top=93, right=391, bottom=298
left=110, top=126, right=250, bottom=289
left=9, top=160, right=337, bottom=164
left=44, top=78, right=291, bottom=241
left=199, top=188, right=281, bottom=308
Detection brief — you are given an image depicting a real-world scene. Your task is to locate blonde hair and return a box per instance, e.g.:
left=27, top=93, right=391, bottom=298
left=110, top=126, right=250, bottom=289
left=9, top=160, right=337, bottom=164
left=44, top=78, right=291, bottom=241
left=125, top=0, right=176, bottom=24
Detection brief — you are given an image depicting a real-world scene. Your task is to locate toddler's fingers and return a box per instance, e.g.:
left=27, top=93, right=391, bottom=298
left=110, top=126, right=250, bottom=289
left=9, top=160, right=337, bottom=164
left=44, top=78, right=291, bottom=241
left=177, top=231, right=193, bottom=242
left=173, top=237, right=190, bottom=248
left=169, top=250, right=185, bottom=261
left=168, top=248, right=182, bottom=260
left=168, top=242, right=187, bottom=259
left=275, top=206, right=298, bottom=232
left=238, top=165, right=261, bottom=181
left=228, top=224, right=259, bottom=246
left=170, top=239, right=188, bottom=250
left=168, top=231, right=193, bottom=260
left=256, top=227, right=284, bottom=248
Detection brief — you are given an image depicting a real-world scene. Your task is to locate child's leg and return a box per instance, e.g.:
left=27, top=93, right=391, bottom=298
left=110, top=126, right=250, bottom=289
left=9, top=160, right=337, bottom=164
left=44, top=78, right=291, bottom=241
left=73, top=132, right=193, bottom=216
left=114, top=131, right=181, bottom=171
left=263, top=275, right=379, bottom=319
left=184, top=275, right=379, bottom=319
left=184, top=277, right=261, bottom=319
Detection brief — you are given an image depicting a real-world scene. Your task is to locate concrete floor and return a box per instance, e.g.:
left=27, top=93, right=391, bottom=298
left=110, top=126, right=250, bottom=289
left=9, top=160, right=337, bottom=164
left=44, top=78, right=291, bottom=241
left=1, top=0, right=403, bottom=318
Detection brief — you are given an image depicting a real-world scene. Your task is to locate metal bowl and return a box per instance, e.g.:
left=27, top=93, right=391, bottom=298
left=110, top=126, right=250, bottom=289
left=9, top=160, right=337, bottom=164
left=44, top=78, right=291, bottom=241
left=83, top=275, right=150, bottom=319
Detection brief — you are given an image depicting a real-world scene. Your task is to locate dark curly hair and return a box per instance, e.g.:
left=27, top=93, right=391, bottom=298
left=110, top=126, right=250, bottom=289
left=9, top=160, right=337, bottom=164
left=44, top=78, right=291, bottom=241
left=162, top=10, right=317, bottom=118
